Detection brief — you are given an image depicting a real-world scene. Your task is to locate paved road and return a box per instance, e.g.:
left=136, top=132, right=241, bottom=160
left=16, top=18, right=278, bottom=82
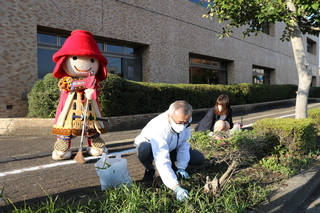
left=0, top=102, right=320, bottom=212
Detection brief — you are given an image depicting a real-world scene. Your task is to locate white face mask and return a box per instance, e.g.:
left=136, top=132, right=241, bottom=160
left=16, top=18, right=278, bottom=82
left=171, top=122, right=186, bottom=134
left=170, top=116, right=191, bottom=134
left=218, top=105, right=223, bottom=112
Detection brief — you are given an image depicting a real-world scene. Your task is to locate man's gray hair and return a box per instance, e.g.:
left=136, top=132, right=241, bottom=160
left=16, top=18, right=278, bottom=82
left=168, top=100, right=193, bottom=116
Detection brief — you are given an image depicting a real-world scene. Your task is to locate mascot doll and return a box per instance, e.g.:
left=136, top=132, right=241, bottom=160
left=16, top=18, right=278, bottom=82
left=51, top=30, right=108, bottom=160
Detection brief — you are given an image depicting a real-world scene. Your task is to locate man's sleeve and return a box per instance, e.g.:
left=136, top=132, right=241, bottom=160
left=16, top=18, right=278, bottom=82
left=150, top=133, right=179, bottom=189
left=176, top=141, right=190, bottom=170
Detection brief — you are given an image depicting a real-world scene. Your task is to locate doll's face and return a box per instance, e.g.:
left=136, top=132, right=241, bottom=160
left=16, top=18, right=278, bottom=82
left=63, top=55, right=99, bottom=77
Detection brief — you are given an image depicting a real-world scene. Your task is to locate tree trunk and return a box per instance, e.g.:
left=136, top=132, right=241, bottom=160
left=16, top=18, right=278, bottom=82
left=287, top=0, right=312, bottom=119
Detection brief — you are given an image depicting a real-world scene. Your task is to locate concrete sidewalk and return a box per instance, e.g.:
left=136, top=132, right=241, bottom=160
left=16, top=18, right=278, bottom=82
left=1, top=100, right=320, bottom=212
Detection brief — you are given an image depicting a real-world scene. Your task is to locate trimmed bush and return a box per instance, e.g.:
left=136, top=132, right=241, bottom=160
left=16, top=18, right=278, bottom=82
left=253, top=118, right=317, bottom=154
left=28, top=74, right=60, bottom=118
left=189, top=130, right=267, bottom=162
left=28, top=73, right=298, bottom=118
left=309, top=86, right=320, bottom=98
left=98, top=75, right=298, bottom=116
left=308, top=108, right=320, bottom=133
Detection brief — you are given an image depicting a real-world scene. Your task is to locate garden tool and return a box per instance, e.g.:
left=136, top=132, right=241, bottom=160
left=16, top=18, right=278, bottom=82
left=74, top=98, right=89, bottom=163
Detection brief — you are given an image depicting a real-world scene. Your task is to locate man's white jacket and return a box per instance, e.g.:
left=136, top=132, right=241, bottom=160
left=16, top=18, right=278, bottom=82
left=134, top=111, right=191, bottom=189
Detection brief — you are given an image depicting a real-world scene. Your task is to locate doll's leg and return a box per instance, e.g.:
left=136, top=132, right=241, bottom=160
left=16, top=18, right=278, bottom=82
left=52, top=135, right=74, bottom=160
left=87, top=134, right=108, bottom=156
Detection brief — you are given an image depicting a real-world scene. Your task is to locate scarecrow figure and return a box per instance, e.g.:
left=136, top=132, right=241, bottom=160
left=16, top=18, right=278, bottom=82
left=51, top=30, right=108, bottom=160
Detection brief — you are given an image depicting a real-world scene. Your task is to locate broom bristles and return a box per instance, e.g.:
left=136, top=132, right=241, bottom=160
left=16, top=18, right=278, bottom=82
left=74, top=149, right=86, bottom=164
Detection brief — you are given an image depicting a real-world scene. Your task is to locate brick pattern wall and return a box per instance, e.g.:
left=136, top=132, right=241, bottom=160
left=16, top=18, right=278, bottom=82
left=1, top=0, right=38, bottom=118
left=1, top=0, right=318, bottom=118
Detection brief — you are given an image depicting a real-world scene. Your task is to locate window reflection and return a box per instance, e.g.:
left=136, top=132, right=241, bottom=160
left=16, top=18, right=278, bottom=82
left=190, top=67, right=220, bottom=84
left=252, top=68, right=270, bottom=84
left=107, top=57, right=122, bottom=76
left=202, top=59, right=211, bottom=65
left=188, top=0, right=208, bottom=7
left=189, top=56, right=227, bottom=84
left=126, top=47, right=134, bottom=55
left=191, top=58, right=201, bottom=64
left=37, top=49, right=56, bottom=79
left=60, top=37, right=67, bottom=46
left=37, top=33, right=57, bottom=44
left=97, top=42, right=104, bottom=52
left=107, top=44, right=123, bottom=53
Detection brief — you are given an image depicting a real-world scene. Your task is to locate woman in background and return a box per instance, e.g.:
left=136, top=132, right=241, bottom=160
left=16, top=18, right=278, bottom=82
left=194, top=94, right=234, bottom=133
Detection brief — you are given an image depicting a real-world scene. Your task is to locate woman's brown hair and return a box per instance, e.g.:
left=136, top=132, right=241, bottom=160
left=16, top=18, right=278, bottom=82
left=214, top=94, right=230, bottom=115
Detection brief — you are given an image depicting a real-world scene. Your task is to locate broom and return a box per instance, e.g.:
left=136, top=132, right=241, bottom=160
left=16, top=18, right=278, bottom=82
left=74, top=98, right=89, bottom=163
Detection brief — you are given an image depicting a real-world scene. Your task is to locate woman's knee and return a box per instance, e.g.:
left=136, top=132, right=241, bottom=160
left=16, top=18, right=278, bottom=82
left=224, top=121, right=230, bottom=130
left=214, top=120, right=225, bottom=131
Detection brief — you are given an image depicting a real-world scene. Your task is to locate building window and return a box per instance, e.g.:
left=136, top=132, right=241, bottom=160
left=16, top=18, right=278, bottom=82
left=307, top=38, right=317, bottom=55
left=261, top=23, right=270, bottom=35
left=311, top=76, right=317, bottom=87
left=252, top=67, right=270, bottom=84
left=37, top=33, right=67, bottom=79
left=253, top=22, right=270, bottom=35
left=188, top=0, right=208, bottom=7
left=37, top=30, right=142, bottom=81
left=189, top=55, right=227, bottom=85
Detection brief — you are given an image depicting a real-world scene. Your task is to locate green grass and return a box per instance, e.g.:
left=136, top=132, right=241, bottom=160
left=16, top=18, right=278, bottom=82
left=2, top=174, right=270, bottom=213
left=2, top=131, right=319, bottom=213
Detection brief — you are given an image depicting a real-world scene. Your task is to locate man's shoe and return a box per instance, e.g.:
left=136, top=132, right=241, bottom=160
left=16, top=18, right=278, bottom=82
left=142, top=169, right=155, bottom=182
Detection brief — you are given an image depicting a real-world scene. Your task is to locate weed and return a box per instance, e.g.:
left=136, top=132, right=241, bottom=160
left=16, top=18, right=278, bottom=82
left=3, top=130, right=319, bottom=212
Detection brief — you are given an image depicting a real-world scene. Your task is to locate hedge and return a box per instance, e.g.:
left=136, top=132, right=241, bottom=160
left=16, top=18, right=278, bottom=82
left=28, top=73, right=301, bottom=118
left=252, top=118, right=317, bottom=154
left=308, top=108, right=320, bottom=132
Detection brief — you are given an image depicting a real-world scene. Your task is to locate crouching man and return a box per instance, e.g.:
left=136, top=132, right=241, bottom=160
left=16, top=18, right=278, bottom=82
left=134, top=100, right=205, bottom=201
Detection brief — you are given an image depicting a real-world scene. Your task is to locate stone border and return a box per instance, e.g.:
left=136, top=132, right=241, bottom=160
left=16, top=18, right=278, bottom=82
left=254, top=156, right=320, bottom=213
left=1, top=98, right=318, bottom=136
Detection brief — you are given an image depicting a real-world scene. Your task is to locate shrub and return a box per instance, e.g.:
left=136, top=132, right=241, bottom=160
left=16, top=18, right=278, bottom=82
left=309, top=86, right=320, bottom=98
left=252, top=118, right=317, bottom=154
left=27, top=73, right=298, bottom=117
left=244, top=84, right=297, bottom=104
left=27, top=74, right=60, bottom=118
left=308, top=108, right=320, bottom=133
left=189, top=130, right=267, bottom=163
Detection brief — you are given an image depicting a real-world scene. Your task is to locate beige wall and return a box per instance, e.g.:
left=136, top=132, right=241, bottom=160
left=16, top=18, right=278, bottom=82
left=1, top=0, right=319, bottom=118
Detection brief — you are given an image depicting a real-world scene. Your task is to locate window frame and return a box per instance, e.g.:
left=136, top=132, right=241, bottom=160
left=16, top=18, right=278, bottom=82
left=307, top=37, right=317, bottom=55
left=37, top=28, right=143, bottom=81
left=189, top=55, right=228, bottom=85
left=252, top=66, right=271, bottom=84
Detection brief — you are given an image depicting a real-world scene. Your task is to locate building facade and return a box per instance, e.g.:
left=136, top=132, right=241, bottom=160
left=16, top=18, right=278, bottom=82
left=1, top=0, right=319, bottom=118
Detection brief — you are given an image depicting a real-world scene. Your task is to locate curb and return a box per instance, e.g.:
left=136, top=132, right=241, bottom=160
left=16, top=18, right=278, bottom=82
left=0, top=98, right=300, bottom=136
left=253, top=156, right=320, bottom=213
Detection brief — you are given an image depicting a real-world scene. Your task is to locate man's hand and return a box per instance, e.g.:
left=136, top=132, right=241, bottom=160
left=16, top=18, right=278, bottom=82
left=176, top=169, right=189, bottom=179
left=173, top=185, right=189, bottom=201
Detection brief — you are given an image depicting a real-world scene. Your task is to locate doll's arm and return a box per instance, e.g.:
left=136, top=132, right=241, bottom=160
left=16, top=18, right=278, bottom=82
left=58, top=77, right=73, bottom=91
left=58, top=76, right=97, bottom=91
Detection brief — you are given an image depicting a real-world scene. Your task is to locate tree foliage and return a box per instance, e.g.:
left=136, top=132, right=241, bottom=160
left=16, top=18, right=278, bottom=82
left=202, top=0, right=320, bottom=40
left=201, top=0, right=319, bottom=119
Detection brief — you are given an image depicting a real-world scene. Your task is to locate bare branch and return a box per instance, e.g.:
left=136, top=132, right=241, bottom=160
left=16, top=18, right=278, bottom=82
left=300, top=25, right=320, bottom=31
